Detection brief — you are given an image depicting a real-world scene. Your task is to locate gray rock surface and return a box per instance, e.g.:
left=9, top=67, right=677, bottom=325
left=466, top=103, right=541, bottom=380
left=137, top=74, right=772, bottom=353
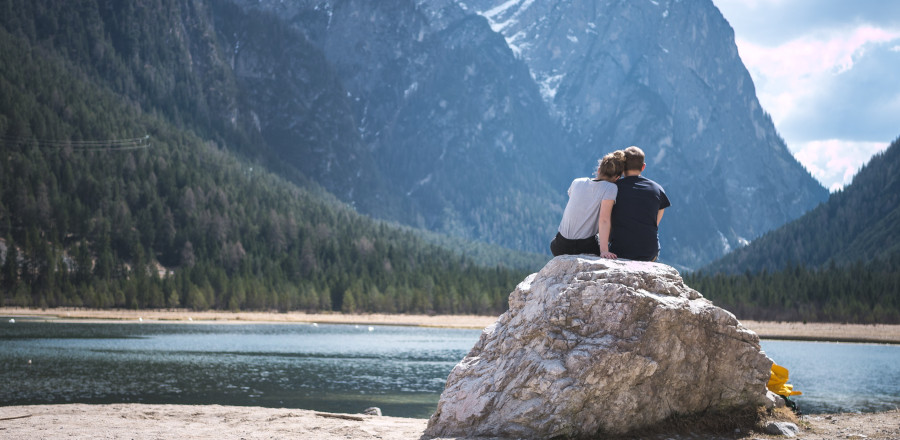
left=765, top=421, right=800, bottom=437
left=426, top=256, right=773, bottom=438
left=765, top=390, right=787, bottom=409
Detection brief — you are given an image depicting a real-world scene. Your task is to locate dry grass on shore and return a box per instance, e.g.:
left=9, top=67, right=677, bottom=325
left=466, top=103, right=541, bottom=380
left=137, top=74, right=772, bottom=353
left=3, top=307, right=900, bottom=344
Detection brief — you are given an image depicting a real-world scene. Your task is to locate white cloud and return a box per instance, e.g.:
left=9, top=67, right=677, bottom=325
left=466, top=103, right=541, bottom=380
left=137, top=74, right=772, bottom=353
left=792, top=139, right=889, bottom=192
left=735, top=26, right=900, bottom=128
left=715, top=1, right=900, bottom=191
left=731, top=25, right=900, bottom=191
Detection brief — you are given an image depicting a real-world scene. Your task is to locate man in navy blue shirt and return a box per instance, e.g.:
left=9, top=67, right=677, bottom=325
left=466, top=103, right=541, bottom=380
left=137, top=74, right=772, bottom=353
left=608, top=146, right=671, bottom=261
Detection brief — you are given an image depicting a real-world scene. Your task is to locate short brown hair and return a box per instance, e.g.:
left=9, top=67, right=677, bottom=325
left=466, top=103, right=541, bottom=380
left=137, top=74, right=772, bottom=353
left=623, top=146, right=645, bottom=172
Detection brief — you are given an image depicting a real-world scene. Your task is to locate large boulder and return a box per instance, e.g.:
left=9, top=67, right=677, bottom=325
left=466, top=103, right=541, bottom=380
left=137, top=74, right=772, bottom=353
left=426, top=256, right=773, bottom=438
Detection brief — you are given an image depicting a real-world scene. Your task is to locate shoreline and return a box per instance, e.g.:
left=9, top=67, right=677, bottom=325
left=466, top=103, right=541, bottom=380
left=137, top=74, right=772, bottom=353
left=4, top=308, right=900, bottom=438
left=0, top=403, right=897, bottom=439
left=3, top=307, right=900, bottom=344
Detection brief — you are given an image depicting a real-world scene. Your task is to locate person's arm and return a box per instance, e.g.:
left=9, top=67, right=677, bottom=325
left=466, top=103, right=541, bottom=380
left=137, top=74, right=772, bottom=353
left=657, top=208, right=665, bottom=226
left=598, top=199, right=616, bottom=259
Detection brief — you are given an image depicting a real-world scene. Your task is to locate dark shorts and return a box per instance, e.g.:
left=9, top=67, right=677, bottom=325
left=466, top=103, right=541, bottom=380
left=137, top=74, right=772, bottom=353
left=613, top=251, right=659, bottom=262
left=550, top=232, right=601, bottom=257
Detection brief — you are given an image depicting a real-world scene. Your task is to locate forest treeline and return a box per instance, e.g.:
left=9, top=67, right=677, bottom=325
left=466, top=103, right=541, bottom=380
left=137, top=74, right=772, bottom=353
left=0, top=19, right=534, bottom=315
left=0, top=133, right=526, bottom=315
left=686, top=255, right=900, bottom=324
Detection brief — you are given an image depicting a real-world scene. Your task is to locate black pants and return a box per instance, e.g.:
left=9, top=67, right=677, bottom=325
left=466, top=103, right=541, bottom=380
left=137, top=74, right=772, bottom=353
left=550, top=232, right=601, bottom=256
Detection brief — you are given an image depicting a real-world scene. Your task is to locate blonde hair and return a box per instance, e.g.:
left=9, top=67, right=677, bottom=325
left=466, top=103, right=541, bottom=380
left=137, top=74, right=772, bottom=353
left=597, top=150, right=625, bottom=180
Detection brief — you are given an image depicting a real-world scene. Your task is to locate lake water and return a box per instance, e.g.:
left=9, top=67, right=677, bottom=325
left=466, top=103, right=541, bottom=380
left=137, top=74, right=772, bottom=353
left=2, top=318, right=899, bottom=418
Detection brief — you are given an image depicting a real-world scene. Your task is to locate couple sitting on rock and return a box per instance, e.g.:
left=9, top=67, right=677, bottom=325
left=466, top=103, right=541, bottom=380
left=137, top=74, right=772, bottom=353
left=550, top=146, right=670, bottom=261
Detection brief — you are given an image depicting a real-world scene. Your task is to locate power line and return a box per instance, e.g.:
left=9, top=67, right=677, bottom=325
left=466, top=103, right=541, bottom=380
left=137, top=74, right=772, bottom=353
left=0, top=135, right=151, bottom=151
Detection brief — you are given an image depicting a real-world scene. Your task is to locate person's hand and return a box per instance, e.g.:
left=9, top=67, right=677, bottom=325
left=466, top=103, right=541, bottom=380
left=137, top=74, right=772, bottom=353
left=600, top=251, right=617, bottom=259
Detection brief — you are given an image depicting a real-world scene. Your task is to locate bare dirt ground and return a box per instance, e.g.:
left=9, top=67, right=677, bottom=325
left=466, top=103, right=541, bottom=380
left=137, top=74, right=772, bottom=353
left=1, top=404, right=898, bottom=439
left=3, top=308, right=900, bottom=344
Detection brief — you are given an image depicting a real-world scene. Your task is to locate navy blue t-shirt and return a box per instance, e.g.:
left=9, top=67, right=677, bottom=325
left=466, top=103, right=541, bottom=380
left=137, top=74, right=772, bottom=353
left=609, top=175, right=671, bottom=261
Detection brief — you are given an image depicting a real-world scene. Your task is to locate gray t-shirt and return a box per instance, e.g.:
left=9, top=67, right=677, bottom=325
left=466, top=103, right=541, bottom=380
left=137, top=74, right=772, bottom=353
left=558, top=178, right=618, bottom=240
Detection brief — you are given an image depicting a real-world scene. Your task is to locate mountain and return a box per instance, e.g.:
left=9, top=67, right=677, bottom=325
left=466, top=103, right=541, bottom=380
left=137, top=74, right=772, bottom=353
left=229, top=0, right=576, bottom=254
left=683, top=136, right=900, bottom=323
left=1, top=0, right=827, bottom=273
left=442, top=0, right=828, bottom=268
left=0, top=1, right=541, bottom=313
left=0, top=0, right=404, bottom=217
left=702, top=136, right=900, bottom=274
left=232, top=0, right=827, bottom=269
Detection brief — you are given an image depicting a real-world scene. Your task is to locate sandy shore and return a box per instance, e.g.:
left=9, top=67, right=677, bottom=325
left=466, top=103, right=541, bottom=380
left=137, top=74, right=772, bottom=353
left=0, top=307, right=496, bottom=329
left=0, top=404, right=428, bottom=440
left=3, top=307, right=900, bottom=343
left=1, top=403, right=898, bottom=439
left=740, top=320, right=900, bottom=345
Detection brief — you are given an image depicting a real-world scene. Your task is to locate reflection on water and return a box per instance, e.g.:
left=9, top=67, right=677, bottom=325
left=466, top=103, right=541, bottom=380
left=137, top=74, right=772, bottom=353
left=1, top=318, right=899, bottom=417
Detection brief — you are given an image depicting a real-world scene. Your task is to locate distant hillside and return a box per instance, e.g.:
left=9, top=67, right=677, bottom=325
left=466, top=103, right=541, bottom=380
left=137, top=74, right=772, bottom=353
left=703, top=136, right=900, bottom=274
left=0, top=14, right=539, bottom=313
left=686, top=136, right=900, bottom=324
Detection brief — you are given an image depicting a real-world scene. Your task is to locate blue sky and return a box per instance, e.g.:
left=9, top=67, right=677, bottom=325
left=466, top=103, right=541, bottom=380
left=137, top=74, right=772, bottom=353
left=713, top=0, right=900, bottom=191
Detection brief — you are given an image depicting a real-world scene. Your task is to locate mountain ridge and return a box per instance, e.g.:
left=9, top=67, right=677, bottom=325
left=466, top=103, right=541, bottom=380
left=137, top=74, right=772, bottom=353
left=702, top=136, right=900, bottom=274
left=3, top=0, right=827, bottom=272
left=684, top=136, right=900, bottom=323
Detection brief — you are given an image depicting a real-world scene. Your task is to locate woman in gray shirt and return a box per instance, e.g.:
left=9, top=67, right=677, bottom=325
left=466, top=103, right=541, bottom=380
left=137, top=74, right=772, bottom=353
left=550, top=150, right=624, bottom=258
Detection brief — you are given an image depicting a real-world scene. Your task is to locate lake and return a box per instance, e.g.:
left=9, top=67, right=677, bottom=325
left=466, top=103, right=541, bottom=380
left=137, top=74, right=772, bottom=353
left=2, top=318, right=899, bottom=418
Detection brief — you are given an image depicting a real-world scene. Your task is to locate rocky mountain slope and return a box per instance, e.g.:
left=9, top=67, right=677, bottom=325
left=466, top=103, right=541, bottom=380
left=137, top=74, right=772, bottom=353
left=230, top=0, right=576, bottom=254
left=450, top=0, right=828, bottom=267
left=233, top=0, right=826, bottom=269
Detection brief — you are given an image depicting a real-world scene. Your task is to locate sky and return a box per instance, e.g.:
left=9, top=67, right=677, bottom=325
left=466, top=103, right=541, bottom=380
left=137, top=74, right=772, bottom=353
left=712, top=0, right=900, bottom=192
